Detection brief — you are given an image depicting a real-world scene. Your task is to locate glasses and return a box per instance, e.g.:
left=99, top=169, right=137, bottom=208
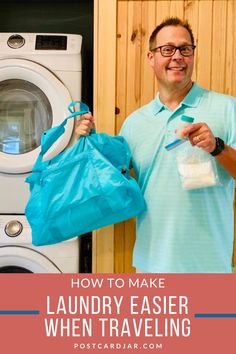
left=150, top=45, right=196, bottom=57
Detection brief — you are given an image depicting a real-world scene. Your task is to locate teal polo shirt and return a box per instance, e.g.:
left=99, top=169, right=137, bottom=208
left=120, top=83, right=236, bottom=273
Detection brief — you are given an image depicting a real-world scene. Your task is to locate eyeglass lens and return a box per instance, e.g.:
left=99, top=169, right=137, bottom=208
left=160, top=45, right=194, bottom=57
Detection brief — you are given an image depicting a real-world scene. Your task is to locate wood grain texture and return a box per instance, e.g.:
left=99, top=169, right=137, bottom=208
left=94, top=0, right=236, bottom=273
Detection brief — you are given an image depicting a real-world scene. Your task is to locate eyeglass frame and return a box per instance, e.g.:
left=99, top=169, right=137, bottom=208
left=150, top=44, right=196, bottom=57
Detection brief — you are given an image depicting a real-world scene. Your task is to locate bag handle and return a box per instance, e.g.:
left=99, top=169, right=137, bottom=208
left=33, top=101, right=90, bottom=170
left=41, top=101, right=89, bottom=154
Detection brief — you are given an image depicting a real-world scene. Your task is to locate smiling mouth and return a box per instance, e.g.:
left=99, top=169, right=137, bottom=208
left=167, top=67, right=185, bottom=71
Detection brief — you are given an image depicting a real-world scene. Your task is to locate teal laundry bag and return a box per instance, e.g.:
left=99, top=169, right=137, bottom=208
left=25, top=102, right=146, bottom=246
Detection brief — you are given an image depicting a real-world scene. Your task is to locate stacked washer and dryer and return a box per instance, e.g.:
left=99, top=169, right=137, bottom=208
left=0, top=33, right=82, bottom=273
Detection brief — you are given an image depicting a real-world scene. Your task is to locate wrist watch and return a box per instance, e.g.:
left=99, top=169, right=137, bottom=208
left=210, top=137, right=225, bottom=156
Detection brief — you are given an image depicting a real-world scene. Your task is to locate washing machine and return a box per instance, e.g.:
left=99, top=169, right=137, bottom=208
left=0, top=33, right=82, bottom=273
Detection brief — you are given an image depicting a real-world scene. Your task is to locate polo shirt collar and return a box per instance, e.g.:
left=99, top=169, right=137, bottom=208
left=152, top=82, right=204, bottom=115
left=183, top=83, right=204, bottom=107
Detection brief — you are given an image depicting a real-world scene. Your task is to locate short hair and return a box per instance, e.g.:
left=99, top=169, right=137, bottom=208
left=149, top=17, right=195, bottom=50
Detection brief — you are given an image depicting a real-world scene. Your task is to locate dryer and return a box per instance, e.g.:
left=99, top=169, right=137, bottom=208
left=0, top=33, right=82, bottom=273
left=0, top=32, right=82, bottom=212
left=0, top=215, right=79, bottom=273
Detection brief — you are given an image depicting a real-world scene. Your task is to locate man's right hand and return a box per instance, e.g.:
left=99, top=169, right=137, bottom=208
left=74, top=112, right=95, bottom=138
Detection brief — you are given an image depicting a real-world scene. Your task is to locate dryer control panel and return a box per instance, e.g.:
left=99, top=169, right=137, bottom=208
left=7, top=34, right=25, bottom=49
left=36, top=35, right=67, bottom=50
left=0, top=32, right=82, bottom=56
left=0, top=215, right=31, bottom=244
left=5, top=220, right=23, bottom=237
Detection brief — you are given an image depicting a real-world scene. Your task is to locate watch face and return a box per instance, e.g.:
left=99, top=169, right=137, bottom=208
left=211, top=137, right=225, bottom=156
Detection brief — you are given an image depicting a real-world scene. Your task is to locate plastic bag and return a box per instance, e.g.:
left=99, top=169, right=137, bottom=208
left=176, top=145, right=220, bottom=190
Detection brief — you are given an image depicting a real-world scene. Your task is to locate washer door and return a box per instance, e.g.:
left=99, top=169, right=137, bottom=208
left=0, top=58, right=74, bottom=174
left=0, top=246, right=62, bottom=273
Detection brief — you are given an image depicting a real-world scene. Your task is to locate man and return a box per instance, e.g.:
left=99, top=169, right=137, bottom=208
left=78, top=17, right=236, bottom=273
left=119, top=17, right=236, bottom=273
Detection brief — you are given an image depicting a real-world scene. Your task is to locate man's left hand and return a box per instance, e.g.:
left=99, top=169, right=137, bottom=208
left=182, top=122, right=216, bottom=153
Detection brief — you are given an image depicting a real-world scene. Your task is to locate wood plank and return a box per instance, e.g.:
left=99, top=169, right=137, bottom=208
left=114, top=223, right=125, bottom=273
left=123, top=0, right=142, bottom=272
left=93, top=0, right=117, bottom=273
left=116, top=0, right=128, bottom=132
left=184, top=0, right=199, bottom=82
left=211, top=0, right=227, bottom=93
left=92, top=0, right=99, bottom=274
left=197, top=0, right=213, bottom=89
left=224, top=0, right=233, bottom=95
left=170, top=0, right=184, bottom=18
left=155, top=1, right=170, bottom=92
left=156, top=0, right=171, bottom=22
left=93, top=226, right=115, bottom=274
left=140, top=0, right=156, bottom=106
left=94, top=0, right=117, bottom=134
left=114, top=0, right=128, bottom=273
left=126, top=0, right=142, bottom=115
left=124, top=219, right=136, bottom=273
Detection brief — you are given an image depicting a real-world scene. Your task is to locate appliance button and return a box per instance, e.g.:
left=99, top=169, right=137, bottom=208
left=7, top=34, right=25, bottom=49
left=5, top=220, right=23, bottom=237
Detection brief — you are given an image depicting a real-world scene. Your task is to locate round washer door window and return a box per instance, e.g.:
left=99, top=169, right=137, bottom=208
left=0, top=246, right=62, bottom=273
left=0, top=58, right=74, bottom=174
left=0, top=79, right=53, bottom=155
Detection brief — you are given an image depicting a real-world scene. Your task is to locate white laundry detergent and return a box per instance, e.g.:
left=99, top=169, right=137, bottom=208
left=177, top=149, right=219, bottom=190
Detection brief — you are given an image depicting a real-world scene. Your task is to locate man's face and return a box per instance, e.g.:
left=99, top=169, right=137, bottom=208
left=148, top=25, right=194, bottom=89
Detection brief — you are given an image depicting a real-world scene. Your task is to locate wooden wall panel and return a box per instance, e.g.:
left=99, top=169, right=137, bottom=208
left=126, top=1, right=142, bottom=115
left=225, top=0, right=234, bottom=95
left=93, top=0, right=117, bottom=273
left=197, top=1, right=213, bottom=88
left=170, top=0, right=184, bottom=18
left=140, top=0, right=156, bottom=106
left=113, top=0, right=236, bottom=273
left=226, top=0, right=236, bottom=97
left=124, top=0, right=143, bottom=272
left=115, top=0, right=128, bottom=273
left=116, top=0, right=128, bottom=131
left=184, top=0, right=199, bottom=82
left=154, top=1, right=170, bottom=93
left=211, top=1, right=227, bottom=92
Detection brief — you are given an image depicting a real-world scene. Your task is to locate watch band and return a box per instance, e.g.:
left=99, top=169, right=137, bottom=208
left=210, top=137, right=225, bottom=156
